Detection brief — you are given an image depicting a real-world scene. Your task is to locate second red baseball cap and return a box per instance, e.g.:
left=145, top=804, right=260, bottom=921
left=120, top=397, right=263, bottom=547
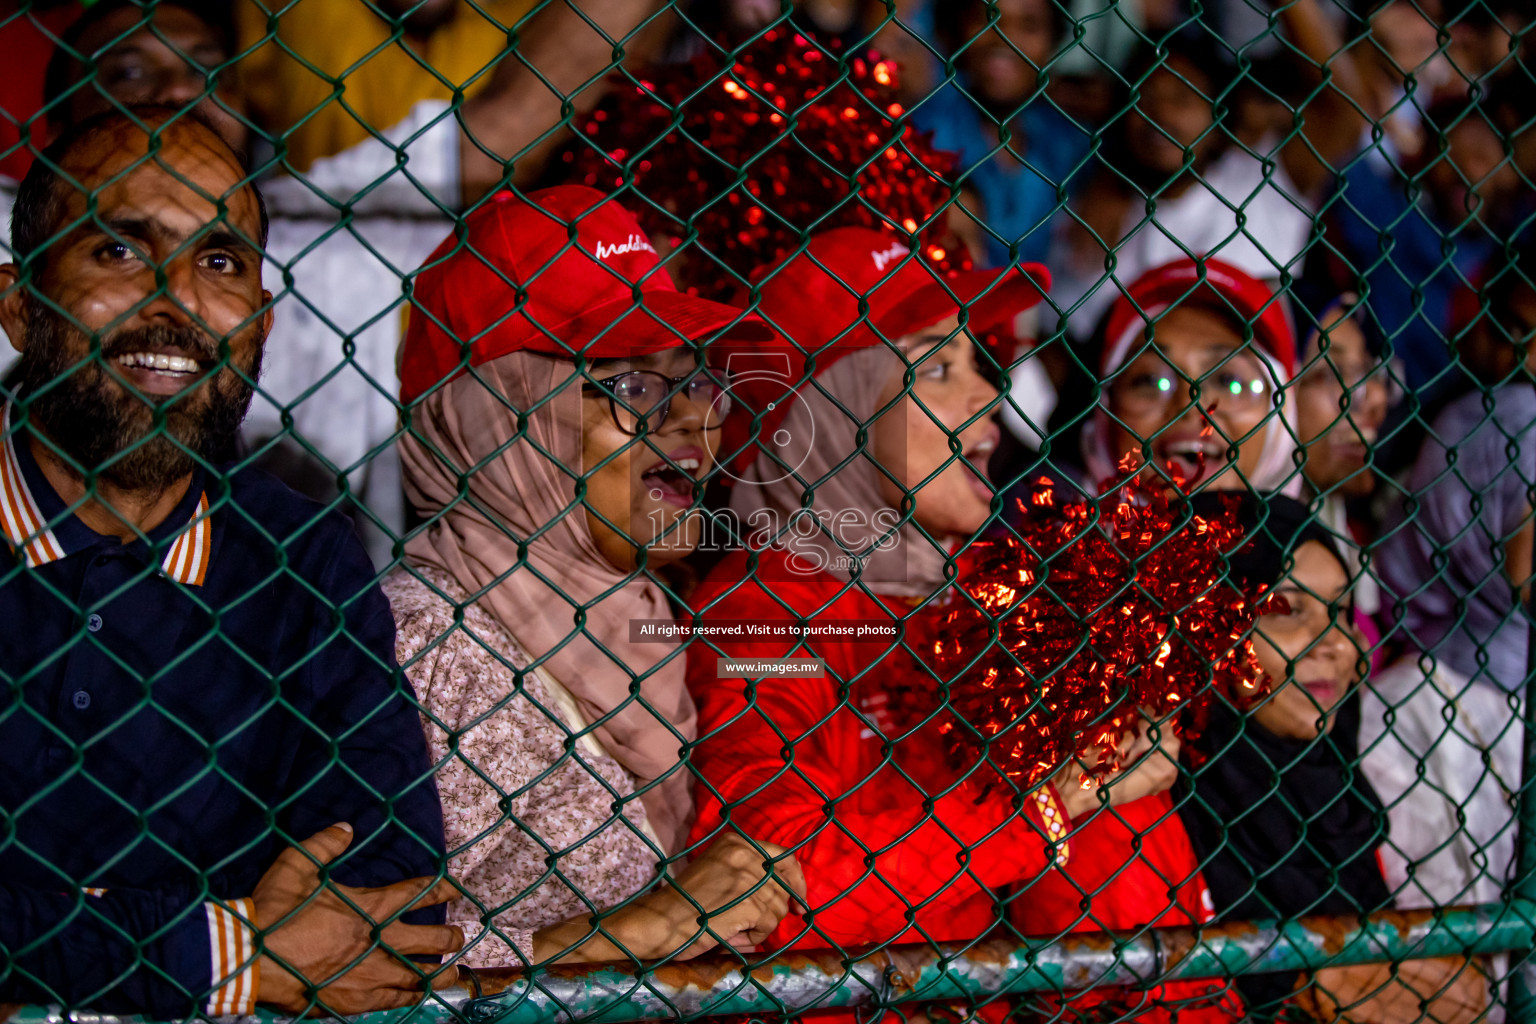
left=712, top=226, right=1052, bottom=426
left=1102, top=257, right=1297, bottom=377
left=399, top=185, right=775, bottom=402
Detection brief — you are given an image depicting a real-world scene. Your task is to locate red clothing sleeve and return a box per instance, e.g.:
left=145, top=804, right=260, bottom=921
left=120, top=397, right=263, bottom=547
left=1014, top=791, right=1211, bottom=936
left=685, top=551, right=1067, bottom=950
left=1010, top=792, right=1244, bottom=1023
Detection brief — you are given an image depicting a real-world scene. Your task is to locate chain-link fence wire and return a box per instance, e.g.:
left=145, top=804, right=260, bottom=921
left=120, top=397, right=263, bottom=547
left=0, top=0, right=1532, bottom=1020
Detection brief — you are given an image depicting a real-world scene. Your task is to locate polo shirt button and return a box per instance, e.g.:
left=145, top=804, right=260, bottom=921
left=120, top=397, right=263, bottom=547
left=71, top=691, right=90, bottom=710
left=94, top=556, right=110, bottom=567
left=86, top=614, right=103, bottom=633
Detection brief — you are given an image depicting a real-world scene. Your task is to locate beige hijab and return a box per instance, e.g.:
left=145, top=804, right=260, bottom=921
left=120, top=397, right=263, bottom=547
left=400, top=351, right=697, bottom=853
left=728, top=345, right=952, bottom=598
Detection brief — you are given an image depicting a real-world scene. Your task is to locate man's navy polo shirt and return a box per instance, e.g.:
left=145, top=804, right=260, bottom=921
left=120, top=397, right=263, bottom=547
left=0, top=409, right=446, bottom=1017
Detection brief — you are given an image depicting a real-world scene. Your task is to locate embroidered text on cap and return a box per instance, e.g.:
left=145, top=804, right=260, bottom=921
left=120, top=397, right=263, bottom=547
left=594, top=234, right=659, bottom=261
left=870, top=242, right=908, bottom=273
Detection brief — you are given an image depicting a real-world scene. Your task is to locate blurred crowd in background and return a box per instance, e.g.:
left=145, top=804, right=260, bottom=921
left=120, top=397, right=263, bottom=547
left=0, top=0, right=1534, bottom=1017
left=2, top=0, right=1529, bottom=562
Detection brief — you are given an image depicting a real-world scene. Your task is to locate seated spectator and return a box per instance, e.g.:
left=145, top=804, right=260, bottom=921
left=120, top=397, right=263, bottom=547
left=1446, top=0, right=1529, bottom=99
left=388, top=185, right=803, bottom=967
left=860, top=0, right=943, bottom=110
left=1321, top=96, right=1520, bottom=392
left=234, top=0, right=527, bottom=175
left=1047, top=26, right=1357, bottom=340
left=686, top=228, right=1177, bottom=960
left=1489, top=65, right=1536, bottom=191
left=1013, top=494, right=1486, bottom=1023
left=1364, top=356, right=1533, bottom=915
left=41, top=1, right=245, bottom=154
left=1291, top=286, right=1391, bottom=627
left=49, top=0, right=666, bottom=211
left=1076, top=258, right=1299, bottom=498
left=0, top=108, right=456, bottom=1015
left=1350, top=0, right=1452, bottom=160
left=1049, top=0, right=1178, bottom=128
left=1180, top=495, right=1486, bottom=1024
left=1, top=1, right=240, bottom=378
left=21, top=0, right=413, bottom=559
left=912, top=0, right=1091, bottom=268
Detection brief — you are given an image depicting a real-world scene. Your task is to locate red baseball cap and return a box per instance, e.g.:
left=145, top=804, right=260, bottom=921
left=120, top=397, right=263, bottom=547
left=1102, top=257, right=1297, bottom=377
left=712, top=227, right=1051, bottom=428
left=399, top=185, right=775, bottom=402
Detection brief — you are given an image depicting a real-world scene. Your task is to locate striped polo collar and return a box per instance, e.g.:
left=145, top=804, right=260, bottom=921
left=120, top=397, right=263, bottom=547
left=0, top=404, right=214, bottom=586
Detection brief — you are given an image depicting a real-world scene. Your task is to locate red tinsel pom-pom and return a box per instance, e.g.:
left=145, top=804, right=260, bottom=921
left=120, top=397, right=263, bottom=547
left=914, top=468, right=1269, bottom=790
left=564, top=29, right=967, bottom=300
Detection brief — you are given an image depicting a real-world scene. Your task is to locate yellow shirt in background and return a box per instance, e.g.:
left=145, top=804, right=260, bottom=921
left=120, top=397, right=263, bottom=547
left=236, top=0, right=535, bottom=172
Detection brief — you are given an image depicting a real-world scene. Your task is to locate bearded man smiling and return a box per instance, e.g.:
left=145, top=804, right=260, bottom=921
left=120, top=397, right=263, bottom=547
left=0, top=108, right=459, bottom=1017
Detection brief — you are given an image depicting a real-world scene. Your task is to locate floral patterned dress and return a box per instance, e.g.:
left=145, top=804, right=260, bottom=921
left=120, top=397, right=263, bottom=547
left=385, top=566, right=661, bottom=967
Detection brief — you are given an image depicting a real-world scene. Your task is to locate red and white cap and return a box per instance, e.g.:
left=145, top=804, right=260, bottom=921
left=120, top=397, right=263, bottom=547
left=1101, top=257, right=1297, bottom=377
left=399, top=185, right=774, bottom=402
left=1084, top=257, right=1301, bottom=496
left=712, top=227, right=1051, bottom=432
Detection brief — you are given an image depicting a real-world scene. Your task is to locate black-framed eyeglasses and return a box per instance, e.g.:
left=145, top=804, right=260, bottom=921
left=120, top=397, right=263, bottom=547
left=581, top=368, right=733, bottom=436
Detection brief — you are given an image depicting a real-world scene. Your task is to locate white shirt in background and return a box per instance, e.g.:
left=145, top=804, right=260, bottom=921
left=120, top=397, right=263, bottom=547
left=0, top=183, right=15, bottom=380
left=246, top=99, right=462, bottom=566
left=1362, top=657, right=1521, bottom=905
left=1053, top=135, right=1312, bottom=339
left=1360, top=658, right=1519, bottom=1021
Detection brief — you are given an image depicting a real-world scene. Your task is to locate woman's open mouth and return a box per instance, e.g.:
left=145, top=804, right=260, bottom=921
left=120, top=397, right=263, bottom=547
left=642, top=445, right=706, bottom=509
left=1153, top=435, right=1217, bottom=486
left=963, top=425, right=1000, bottom=502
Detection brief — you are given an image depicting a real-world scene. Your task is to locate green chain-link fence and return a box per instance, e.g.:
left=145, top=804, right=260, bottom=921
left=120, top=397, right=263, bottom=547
left=0, top=0, right=1532, bottom=1021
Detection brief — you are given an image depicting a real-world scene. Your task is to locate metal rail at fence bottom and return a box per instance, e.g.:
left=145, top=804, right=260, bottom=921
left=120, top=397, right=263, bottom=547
left=8, top=903, right=1530, bottom=1024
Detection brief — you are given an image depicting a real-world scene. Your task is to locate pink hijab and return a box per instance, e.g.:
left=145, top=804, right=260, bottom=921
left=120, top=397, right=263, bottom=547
left=400, top=351, right=697, bottom=853
left=727, top=344, right=952, bottom=598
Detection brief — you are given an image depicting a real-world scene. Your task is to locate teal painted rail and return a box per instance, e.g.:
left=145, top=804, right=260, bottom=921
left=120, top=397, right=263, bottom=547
left=9, top=903, right=1523, bottom=1024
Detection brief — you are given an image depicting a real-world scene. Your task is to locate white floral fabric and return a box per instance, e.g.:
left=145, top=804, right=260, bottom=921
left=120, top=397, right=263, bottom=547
left=386, top=566, right=661, bottom=967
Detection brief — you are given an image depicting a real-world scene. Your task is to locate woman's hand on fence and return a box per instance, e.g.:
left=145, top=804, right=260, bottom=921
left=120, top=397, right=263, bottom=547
left=1054, top=717, right=1182, bottom=820
left=251, top=822, right=464, bottom=1015
left=1299, top=956, right=1487, bottom=1023
left=530, top=831, right=806, bottom=963
left=655, top=831, right=808, bottom=957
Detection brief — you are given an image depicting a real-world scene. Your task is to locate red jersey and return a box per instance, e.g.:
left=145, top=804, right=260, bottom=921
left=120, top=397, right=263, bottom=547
left=1011, top=792, right=1245, bottom=1022
left=686, top=547, right=1069, bottom=952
